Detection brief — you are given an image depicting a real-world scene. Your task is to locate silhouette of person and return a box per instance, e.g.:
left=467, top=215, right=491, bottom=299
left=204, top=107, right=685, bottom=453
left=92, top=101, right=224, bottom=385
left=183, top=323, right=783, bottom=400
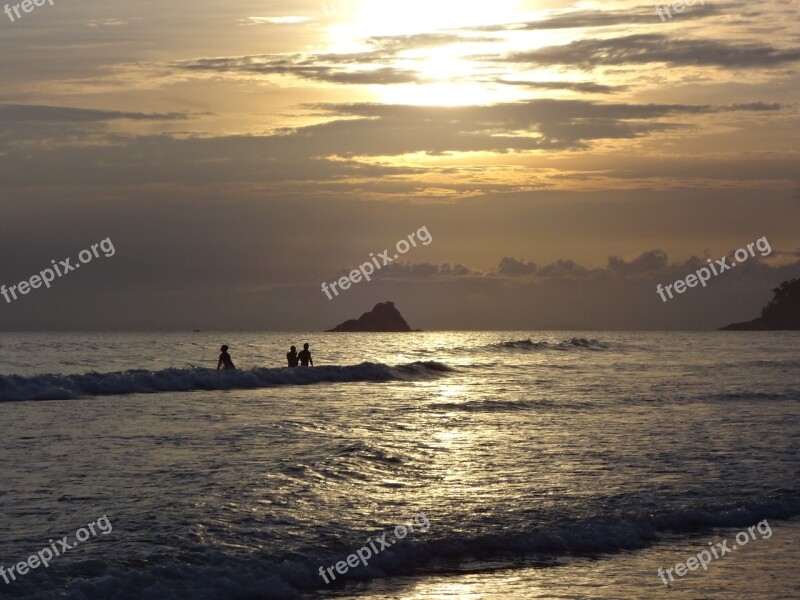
left=287, top=346, right=299, bottom=368
left=298, top=343, right=313, bottom=367
left=217, top=345, right=236, bottom=371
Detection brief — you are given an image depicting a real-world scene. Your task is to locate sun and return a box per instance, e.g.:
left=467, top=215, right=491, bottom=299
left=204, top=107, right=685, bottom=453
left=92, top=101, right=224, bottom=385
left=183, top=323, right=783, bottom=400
left=323, top=0, right=528, bottom=106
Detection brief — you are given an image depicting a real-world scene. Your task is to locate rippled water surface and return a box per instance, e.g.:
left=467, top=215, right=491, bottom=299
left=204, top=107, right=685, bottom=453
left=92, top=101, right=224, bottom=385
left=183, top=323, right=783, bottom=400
left=0, top=331, right=798, bottom=599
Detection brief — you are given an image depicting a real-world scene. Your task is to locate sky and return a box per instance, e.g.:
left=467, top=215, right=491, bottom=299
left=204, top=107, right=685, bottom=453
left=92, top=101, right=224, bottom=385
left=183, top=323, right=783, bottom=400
left=0, top=0, right=798, bottom=330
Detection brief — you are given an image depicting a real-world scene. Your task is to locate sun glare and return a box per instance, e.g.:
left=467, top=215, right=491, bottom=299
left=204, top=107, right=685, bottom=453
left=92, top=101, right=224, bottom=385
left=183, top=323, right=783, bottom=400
left=323, top=0, right=529, bottom=106
left=330, top=0, right=522, bottom=39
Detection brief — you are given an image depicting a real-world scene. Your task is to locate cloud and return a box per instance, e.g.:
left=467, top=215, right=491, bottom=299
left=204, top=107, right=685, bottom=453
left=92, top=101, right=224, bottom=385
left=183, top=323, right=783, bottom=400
left=368, top=262, right=482, bottom=278
left=86, top=18, right=130, bottom=28
left=470, top=4, right=729, bottom=31
left=0, top=104, right=201, bottom=147
left=175, top=54, right=422, bottom=85
left=306, top=99, right=782, bottom=154
left=0, top=104, right=194, bottom=123
left=240, top=16, right=312, bottom=25
left=503, top=34, right=800, bottom=69
left=498, top=257, right=538, bottom=276
left=330, top=249, right=792, bottom=284
left=0, top=98, right=786, bottom=187
left=537, top=259, right=590, bottom=278
left=366, top=33, right=481, bottom=52
left=173, top=33, right=487, bottom=86
left=311, top=67, right=422, bottom=85
left=608, top=250, right=669, bottom=274
left=498, top=80, right=625, bottom=94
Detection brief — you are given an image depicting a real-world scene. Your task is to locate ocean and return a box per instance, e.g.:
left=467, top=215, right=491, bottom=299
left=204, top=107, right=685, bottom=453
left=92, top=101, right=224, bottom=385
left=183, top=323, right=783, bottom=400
left=0, top=331, right=798, bottom=599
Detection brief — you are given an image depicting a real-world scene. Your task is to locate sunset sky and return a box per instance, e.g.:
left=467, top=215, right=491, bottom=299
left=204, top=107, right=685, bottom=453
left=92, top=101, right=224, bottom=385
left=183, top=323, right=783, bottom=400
left=1, top=0, right=798, bottom=330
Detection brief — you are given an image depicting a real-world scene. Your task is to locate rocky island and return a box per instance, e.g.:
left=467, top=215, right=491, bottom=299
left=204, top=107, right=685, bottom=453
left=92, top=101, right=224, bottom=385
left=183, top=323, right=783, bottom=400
left=721, top=278, right=800, bottom=330
left=326, top=301, right=420, bottom=332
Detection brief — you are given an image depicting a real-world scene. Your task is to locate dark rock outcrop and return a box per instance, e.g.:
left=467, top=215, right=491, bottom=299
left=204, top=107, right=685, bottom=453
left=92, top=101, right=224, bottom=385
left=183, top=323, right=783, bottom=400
left=721, top=279, right=800, bottom=330
left=326, top=301, right=419, bottom=332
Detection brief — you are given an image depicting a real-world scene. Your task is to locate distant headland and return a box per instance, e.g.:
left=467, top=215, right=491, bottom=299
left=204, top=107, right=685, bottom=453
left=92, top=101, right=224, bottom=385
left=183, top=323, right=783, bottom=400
left=326, top=301, right=420, bottom=332
left=720, top=279, right=800, bottom=330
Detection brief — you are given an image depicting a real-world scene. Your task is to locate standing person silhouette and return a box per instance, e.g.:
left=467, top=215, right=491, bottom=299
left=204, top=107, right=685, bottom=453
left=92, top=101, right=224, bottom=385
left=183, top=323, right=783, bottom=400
left=287, top=346, right=299, bottom=368
left=298, top=343, right=314, bottom=367
left=217, top=345, right=236, bottom=371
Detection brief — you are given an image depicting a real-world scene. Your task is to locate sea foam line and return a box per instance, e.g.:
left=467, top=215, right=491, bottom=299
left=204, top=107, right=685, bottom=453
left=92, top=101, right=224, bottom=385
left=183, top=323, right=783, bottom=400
left=0, top=361, right=453, bottom=401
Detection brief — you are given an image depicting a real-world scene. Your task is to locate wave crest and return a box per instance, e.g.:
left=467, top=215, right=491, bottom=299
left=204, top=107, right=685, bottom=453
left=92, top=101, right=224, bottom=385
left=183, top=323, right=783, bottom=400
left=490, top=337, right=611, bottom=351
left=18, top=491, right=800, bottom=600
left=0, top=361, right=453, bottom=402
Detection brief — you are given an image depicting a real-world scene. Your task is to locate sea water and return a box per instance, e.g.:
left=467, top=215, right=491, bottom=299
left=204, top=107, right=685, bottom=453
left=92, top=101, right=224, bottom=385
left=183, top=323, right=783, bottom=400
left=0, top=331, right=798, bottom=599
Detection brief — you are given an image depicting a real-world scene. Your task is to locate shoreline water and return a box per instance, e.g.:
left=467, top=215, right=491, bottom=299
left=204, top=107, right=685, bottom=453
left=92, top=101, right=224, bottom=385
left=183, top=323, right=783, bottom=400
left=315, top=519, right=800, bottom=599
left=0, top=331, right=797, bottom=599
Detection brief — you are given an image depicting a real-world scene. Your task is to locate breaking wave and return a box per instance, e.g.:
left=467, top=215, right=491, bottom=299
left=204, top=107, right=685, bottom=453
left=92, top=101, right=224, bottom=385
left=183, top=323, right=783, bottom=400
left=12, top=490, right=800, bottom=600
left=488, top=338, right=612, bottom=351
left=0, top=361, right=453, bottom=402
